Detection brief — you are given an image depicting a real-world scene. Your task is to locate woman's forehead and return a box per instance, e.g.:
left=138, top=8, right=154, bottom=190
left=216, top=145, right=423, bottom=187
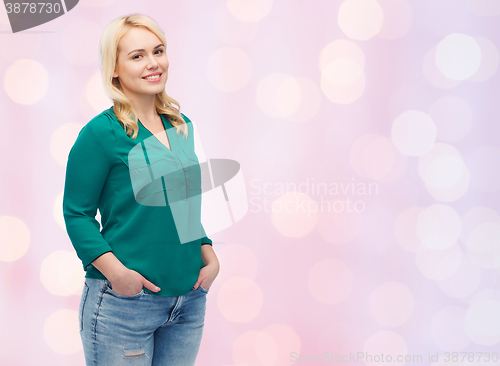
left=118, top=27, right=162, bottom=53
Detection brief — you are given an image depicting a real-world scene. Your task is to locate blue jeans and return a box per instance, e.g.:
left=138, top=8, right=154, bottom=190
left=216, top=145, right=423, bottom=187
left=79, top=277, right=208, bottom=365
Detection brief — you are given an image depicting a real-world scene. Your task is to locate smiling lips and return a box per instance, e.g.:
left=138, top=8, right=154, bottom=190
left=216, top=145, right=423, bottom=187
left=143, top=72, right=162, bottom=81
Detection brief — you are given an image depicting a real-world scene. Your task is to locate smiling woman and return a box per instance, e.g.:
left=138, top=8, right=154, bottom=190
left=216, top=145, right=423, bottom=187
left=62, top=13, right=219, bottom=366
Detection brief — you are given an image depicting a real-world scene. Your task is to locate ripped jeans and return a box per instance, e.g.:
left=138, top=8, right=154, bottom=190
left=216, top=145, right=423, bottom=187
left=79, top=278, right=208, bottom=366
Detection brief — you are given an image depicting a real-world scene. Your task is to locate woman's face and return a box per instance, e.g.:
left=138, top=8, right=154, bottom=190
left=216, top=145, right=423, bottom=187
left=113, top=27, right=169, bottom=100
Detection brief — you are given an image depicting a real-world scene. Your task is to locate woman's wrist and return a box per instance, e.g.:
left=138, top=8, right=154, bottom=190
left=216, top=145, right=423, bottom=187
left=91, top=252, right=129, bottom=283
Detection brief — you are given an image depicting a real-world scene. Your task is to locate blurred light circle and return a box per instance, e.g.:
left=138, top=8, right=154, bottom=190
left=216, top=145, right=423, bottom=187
left=418, top=143, right=470, bottom=201
left=468, top=36, right=499, bottom=82
left=214, top=4, right=260, bottom=45
left=0, top=215, right=30, bottom=262
left=40, top=251, right=84, bottom=296
left=423, top=155, right=464, bottom=190
left=363, top=331, right=408, bottom=366
left=424, top=166, right=470, bottom=202
left=217, top=277, right=263, bottom=323
left=320, top=61, right=366, bottom=104
left=391, top=110, right=436, bottom=156
left=465, top=222, right=500, bottom=254
left=43, top=309, right=81, bottom=355
left=322, top=59, right=363, bottom=85
left=416, top=244, right=462, bottom=281
left=468, top=146, right=500, bottom=193
left=369, top=282, right=414, bottom=327
left=50, top=123, right=84, bottom=167
left=461, top=207, right=500, bottom=244
left=423, top=46, right=462, bottom=89
left=394, top=207, right=428, bottom=253
left=430, top=96, right=473, bottom=142
left=430, top=307, right=471, bottom=351
left=319, top=39, right=365, bottom=71
left=436, top=257, right=481, bottom=298
left=376, top=0, right=413, bottom=39
left=416, top=204, right=461, bottom=250
left=256, top=73, right=301, bottom=118
left=4, top=59, right=49, bottom=104
left=207, top=47, right=252, bottom=92
left=232, top=331, right=277, bottom=366
left=308, top=258, right=353, bottom=304
left=467, top=247, right=500, bottom=270
left=271, top=192, right=319, bottom=238
left=338, top=0, right=384, bottom=41
left=226, top=0, right=273, bottom=22
left=435, top=33, right=482, bottom=80
left=465, top=299, right=500, bottom=345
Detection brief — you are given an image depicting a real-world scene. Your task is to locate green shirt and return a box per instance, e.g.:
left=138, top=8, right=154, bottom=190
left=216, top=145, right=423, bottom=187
left=63, top=106, right=212, bottom=297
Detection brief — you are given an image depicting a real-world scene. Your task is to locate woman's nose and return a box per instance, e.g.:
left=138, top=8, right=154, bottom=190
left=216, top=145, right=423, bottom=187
left=146, top=55, right=159, bottom=68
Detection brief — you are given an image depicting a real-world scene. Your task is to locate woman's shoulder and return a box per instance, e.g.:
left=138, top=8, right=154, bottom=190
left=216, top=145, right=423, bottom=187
left=86, top=106, right=119, bottom=134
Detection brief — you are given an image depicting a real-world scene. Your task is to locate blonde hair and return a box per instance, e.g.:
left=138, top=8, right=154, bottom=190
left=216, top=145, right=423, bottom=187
left=99, top=13, right=188, bottom=139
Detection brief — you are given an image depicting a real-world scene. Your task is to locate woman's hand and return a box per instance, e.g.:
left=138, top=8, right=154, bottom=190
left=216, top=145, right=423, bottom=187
left=92, top=252, right=161, bottom=295
left=193, top=262, right=219, bottom=291
left=193, top=245, right=220, bottom=291
left=109, top=268, right=161, bottom=296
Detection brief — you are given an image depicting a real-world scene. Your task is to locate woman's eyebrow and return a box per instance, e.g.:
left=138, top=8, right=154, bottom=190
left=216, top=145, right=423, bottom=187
left=127, top=43, right=164, bottom=56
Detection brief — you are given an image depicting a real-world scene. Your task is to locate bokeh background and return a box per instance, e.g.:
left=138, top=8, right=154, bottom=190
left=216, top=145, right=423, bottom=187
left=1, top=0, right=500, bottom=365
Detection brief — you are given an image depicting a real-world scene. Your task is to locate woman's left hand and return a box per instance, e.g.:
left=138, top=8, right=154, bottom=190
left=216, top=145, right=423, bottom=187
left=193, top=262, right=219, bottom=291
left=193, top=244, right=219, bottom=291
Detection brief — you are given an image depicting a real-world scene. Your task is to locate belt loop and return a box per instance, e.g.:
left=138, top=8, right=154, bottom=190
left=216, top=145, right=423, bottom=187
left=103, top=279, right=111, bottom=291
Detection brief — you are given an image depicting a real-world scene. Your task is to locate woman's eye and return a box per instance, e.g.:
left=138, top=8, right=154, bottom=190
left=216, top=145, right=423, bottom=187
left=132, top=50, right=163, bottom=60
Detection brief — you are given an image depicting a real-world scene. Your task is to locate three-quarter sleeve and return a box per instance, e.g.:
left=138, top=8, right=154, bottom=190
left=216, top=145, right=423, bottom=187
left=63, top=123, right=113, bottom=270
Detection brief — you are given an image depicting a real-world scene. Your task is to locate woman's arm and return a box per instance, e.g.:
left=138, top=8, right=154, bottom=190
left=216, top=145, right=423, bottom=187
left=63, top=121, right=160, bottom=295
left=201, top=244, right=219, bottom=267
left=194, top=244, right=219, bottom=290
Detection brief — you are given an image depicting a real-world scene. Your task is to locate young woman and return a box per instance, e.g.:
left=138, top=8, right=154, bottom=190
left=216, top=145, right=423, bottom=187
left=63, top=13, right=219, bottom=365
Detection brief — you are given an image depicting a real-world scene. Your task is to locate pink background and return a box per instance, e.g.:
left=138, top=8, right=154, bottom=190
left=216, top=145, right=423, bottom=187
left=1, top=0, right=500, bottom=365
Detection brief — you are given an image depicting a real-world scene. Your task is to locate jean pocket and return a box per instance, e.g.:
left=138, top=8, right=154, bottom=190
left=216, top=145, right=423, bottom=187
left=79, top=282, right=89, bottom=332
left=104, top=286, right=145, bottom=299
left=198, top=285, right=209, bottom=293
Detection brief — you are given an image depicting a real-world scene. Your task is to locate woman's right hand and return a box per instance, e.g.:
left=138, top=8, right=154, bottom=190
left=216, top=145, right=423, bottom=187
left=109, top=268, right=161, bottom=296
left=91, top=252, right=161, bottom=295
